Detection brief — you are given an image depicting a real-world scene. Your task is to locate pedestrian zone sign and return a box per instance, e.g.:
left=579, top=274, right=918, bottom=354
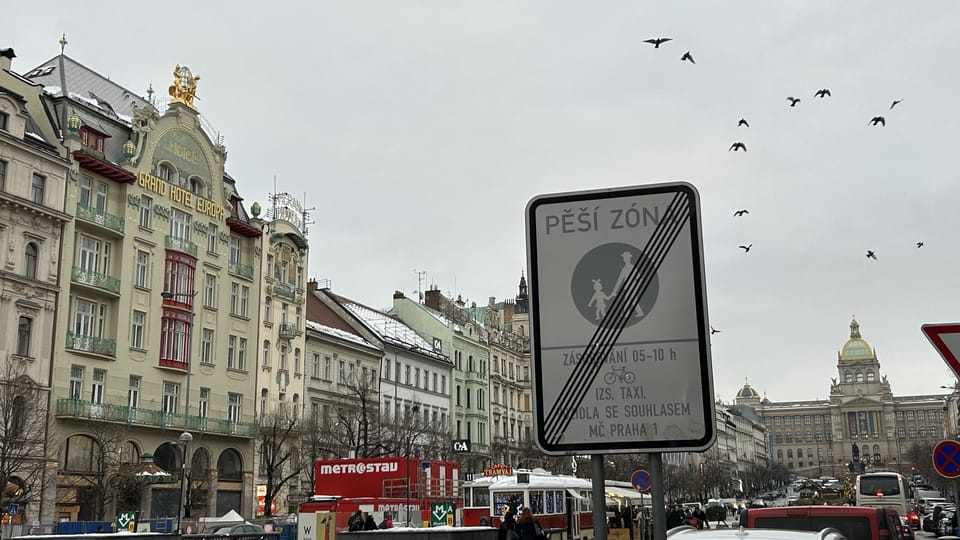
left=526, top=182, right=715, bottom=454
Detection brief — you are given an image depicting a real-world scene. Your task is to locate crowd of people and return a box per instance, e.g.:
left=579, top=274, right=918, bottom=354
left=347, top=510, right=394, bottom=531
left=498, top=507, right=548, bottom=540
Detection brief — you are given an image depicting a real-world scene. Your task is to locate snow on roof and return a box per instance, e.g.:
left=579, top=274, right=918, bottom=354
left=42, top=85, right=61, bottom=96
left=339, top=299, right=448, bottom=362
left=305, top=320, right=378, bottom=350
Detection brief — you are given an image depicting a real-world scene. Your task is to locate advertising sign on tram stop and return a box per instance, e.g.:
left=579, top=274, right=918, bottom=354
left=526, top=182, right=716, bottom=454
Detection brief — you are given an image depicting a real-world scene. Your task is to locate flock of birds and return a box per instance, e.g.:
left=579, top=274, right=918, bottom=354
left=642, top=36, right=924, bottom=263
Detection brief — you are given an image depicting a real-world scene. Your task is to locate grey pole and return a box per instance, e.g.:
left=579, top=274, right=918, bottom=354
left=650, top=453, right=666, bottom=540
left=591, top=455, right=606, bottom=540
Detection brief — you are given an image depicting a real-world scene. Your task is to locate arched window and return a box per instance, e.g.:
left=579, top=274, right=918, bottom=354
left=262, top=341, right=270, bottom=367
left=16, top=316, right=32, bottom=356
left=24, top=243, right=38, bottom=278
left=777, top=449, right=783, bottom=459
left=121, top=441, right=140, bottom=464
left=189, top=176, right=205, bottom=196
left=157, top=162, right=175, bottom=182
left=844, top=371, right=853, bottom=383
left=217, top=449, right=243, bottom=482
left=294, top=348, right=301, bottom=374
left=856, top=371, right=864, bottom=382
left=866, top=370, right=876, bottom=382
left=191, top=447, right=211, bottom=478
left=787, top=449, right=793, bottom=458
left=153, top=442, right=182, bottom=472
left=64, top=435, right=101, bottom=472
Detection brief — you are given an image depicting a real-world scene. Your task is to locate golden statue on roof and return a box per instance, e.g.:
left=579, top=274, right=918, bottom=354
left=168, top=64, right=200, bottom=108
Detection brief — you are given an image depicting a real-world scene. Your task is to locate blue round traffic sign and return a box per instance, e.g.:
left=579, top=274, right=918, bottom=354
left=932, top=440, right=960, bottom=478
left=631, top=469, right=652, bottom=492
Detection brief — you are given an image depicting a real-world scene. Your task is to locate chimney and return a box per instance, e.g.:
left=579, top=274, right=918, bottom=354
left=0, top=48, right=15, bottom=71
left=307, top=279, right=318, bottom=292
left=488, top=296, right=496, bottom=306
left=393, top=290, right=405, bottom=300
left=424, top=289, right=441, bottom=310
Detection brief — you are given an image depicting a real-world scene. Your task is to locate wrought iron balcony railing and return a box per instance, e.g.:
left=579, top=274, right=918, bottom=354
left=76, top=203, right=125, bottom=234
left=71, top=266, right=121, bottom=294
left=55, top=398, right=258, bottom=437
left=164, top=235, right=198, bottom=257
left=66, top=332, right=116, bottom=357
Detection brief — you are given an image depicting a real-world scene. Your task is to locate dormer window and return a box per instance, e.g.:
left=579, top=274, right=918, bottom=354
left=80, top=126, right=105, bottom=153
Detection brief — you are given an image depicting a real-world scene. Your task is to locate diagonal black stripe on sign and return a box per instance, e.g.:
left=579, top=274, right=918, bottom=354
left=543, top=192, right=691, bottom=445
left=543, top=199, right=691, bottom=444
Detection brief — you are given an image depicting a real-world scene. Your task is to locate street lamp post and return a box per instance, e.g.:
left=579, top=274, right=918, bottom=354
left=162, top=290, right=196, bottom=534
left=177, top=431, right=193, bottom=535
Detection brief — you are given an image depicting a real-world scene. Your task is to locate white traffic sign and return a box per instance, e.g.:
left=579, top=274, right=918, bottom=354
left=921, top=323, right=960, bottom=379
left=526, top=182, right=715, bottom=454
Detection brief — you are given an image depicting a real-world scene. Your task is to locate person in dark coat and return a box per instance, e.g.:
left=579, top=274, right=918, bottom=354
left=498, top=510, right=518, bottom=540
left=363, top=513, right=378, bottom=530
left=621, top=504, right=634, bottom=540
left=515, top=507, right=543, bottom=540
left=348, top=510, right=364, bottom=531
left=666, top=505, right=685, bottom=529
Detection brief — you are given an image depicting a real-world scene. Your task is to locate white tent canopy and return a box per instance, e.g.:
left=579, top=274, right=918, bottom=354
left=198, top=509, right=245, bottom=526
left=605, top=486, right=651, bottom=505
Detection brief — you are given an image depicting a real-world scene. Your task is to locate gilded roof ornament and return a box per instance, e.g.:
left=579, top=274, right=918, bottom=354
left=168, top=64, right=200, bottom=109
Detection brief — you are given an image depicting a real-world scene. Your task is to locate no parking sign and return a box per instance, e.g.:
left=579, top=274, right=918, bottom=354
left=932, top=440, right=960, bottom=478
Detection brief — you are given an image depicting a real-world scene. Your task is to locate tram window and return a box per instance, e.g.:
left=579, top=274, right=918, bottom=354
left=531, top=490, right=545, bottom=514
left=546, top=491, right=555, bottom=513
left=555, top=490, right=565, bottom=513
left=494, top=491, right=524, bottom=516
left=580, top=491, right=592, bottom=512
left=474, top=486, right=490, bottom=508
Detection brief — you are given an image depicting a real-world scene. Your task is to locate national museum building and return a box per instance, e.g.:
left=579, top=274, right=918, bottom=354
left=735, top=318, right=953, bottom=477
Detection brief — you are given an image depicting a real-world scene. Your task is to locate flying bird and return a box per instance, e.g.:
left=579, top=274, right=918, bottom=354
left=710, top=326, right=721, bottom=335
left=814, top=89, right=832, bottom=98
left=917, top=242, right=924, bottom=248
left=681, top=51, right=695, bottom=64
left=644, top=37, right=672, bottom=48
left=734, top=209, right=749, bottom=217
left=866, top=250, right=877, bottom=260
left=738, top=118, right=749, bottom=127
left=890, top=99, right=903, bottom=110
left=738, top=244, right=753, bottom=253
left=787, top=97, right=801, bottom=107
left=729, top=142, right=747, bottom=152
left=869, top=116, right=886, bottom=126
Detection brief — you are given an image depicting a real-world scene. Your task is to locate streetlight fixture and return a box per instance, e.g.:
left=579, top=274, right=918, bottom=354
left=177, top=431, right=194, bottom=534
left=161, top=290, right=196, bottom=533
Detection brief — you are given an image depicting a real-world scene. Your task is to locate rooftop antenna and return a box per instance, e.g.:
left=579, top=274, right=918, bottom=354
left=301, top=191, right=316, bottom=238
left=414, top=270, right=426, bottom=304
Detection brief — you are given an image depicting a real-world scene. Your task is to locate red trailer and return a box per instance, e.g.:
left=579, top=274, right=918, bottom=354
left=298, top=456, right=460, bottom=537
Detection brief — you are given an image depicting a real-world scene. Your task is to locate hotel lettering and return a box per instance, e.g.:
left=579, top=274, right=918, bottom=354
left=138, top=172, right=226, bottom=221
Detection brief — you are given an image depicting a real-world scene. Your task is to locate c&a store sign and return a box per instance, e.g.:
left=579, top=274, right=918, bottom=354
left=138, top=172, right=225, bottom=221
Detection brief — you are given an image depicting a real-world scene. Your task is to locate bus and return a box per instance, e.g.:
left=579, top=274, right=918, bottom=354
left=855, top=472, right=912, bottom=518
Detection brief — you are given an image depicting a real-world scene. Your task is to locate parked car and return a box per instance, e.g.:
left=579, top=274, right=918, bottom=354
left=666, top=525, right=847, bottom=540
left=739, top=504, right=905, bottom=540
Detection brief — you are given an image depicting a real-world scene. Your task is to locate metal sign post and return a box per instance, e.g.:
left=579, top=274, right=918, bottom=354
left=526, top=183, right=715, bottom=454
left=649, top=454, right=666, bottom=540
left=592, top=456, right=607, bottom=540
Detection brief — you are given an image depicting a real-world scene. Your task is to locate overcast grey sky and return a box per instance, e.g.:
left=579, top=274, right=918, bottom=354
left=9, top=1, right=960, bottom=403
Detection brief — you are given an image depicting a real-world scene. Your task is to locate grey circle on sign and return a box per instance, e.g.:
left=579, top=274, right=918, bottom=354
left=571, top=242, right=659, bottom=327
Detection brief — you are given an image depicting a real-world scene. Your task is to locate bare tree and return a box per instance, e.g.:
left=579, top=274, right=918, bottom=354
left=59, top=422, right=130, bottom=521
left=0, top=361, right=50, bottom=522
left=257, top=405, right=303, bottom=517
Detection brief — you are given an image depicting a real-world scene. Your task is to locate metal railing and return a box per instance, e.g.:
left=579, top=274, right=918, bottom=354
left=229, top=261, right=254, bottom=280
left=55, top=398, right=258, bottom=437
left=165, top=235, right=199, bottom=257
left=76, top=203, right=125, bottom=233
left=271, top=282, right=296, bottom=301
left=278, top=323, right=300, bottom=339
left=71, top=266, right=121, bottom=294
left=66, top=332, right=116, bottom=357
